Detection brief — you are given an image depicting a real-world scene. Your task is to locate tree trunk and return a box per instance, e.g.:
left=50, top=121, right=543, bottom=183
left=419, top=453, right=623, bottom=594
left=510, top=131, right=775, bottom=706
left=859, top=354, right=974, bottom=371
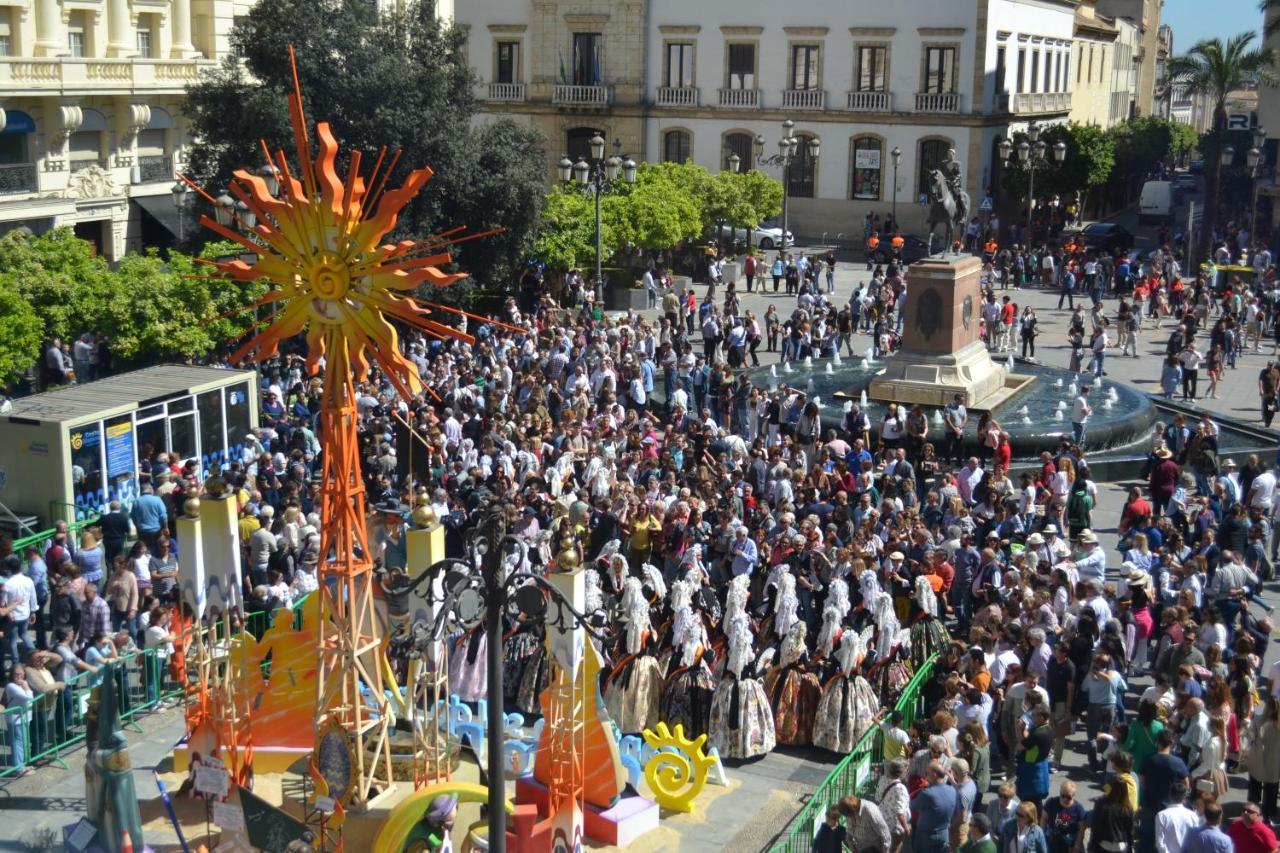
left=1197, top=105, right=1228, bottom=273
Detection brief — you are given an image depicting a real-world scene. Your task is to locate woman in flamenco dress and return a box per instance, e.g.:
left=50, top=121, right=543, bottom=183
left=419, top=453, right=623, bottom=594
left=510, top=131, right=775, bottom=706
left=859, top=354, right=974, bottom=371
left=811, top=628, right=880, bottom=753
left=658, top=599, right=717, bottom=741
left=708, top=587, right=777, bottom=760
left=907, top=575, right=952, bottom=669
left=603, top=576, right=663, bottom=733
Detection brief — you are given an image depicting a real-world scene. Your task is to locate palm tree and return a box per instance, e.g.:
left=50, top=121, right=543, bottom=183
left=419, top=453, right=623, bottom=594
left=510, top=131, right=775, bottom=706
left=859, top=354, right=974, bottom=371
left=1166, top=32, right=1275, bottom=269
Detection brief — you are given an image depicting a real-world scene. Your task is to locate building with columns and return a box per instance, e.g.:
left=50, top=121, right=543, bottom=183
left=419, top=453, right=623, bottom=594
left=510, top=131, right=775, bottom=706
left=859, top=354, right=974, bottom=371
left=458, top=0, right=1080, bottom=239
left=0, top=0, right=260, bottom=260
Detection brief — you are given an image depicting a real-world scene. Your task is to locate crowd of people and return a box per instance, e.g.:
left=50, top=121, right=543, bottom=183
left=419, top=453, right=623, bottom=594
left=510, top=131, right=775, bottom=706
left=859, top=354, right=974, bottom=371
left=0, top=198, right=1276, bottom=853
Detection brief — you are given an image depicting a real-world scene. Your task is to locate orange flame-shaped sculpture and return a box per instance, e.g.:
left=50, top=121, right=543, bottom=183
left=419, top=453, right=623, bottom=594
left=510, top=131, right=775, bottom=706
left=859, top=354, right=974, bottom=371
left=185, top=47, right=504, bottom=833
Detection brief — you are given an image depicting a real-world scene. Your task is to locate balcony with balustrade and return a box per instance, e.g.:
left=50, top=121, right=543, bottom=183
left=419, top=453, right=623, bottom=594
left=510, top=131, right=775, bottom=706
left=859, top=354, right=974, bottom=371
left=656, top=86, right=699, bottom=108
left=846, top=90, right=891, bottom=112
left=0, top=163, right=37, bottom=195
left=717, top=88, right=760, bottom=108
left=0, top=57, right=210, bottom=93
left=782, top=89, right=825, bottom=110
left=552, top=84, right=612, bottom=106
left=999, top=91, right=1073, bottom=114
left=486, top=82, right=526, bottom=102
left=915, top=92, right=960, bottom=113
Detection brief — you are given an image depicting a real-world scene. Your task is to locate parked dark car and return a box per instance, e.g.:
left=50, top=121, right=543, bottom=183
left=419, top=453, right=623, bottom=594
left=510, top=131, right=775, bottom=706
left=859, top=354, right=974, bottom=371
left=1078, top=222, right=1134, bottom=255
left=872, top=234, right=932, bottom=265
left=1172, top=173, right=1198, bottom=194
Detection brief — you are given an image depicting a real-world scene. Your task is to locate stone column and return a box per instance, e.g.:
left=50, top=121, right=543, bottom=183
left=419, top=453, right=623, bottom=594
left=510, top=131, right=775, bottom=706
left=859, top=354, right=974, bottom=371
left=170, top=0, right=196, bottom=58
left=34, top=0, right=64, bottom=57
left=106, top=0, right=134, bottom=57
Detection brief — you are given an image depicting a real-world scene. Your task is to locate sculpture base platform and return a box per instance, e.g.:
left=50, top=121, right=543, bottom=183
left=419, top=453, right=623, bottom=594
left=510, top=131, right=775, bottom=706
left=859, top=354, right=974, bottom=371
left=868, top=340, right=1034, bottom=409
left=516, top=774, right=660, bottom=847
left=173, top=736, right=310, bottom=775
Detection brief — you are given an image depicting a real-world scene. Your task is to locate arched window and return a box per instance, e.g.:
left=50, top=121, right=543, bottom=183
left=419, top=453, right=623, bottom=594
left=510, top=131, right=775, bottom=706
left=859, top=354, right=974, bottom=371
left=0, top=110, right=36, bottom=166
left=788, top=133, right=817, bottom=198
left=917, top=138, right=951, bottom=197
left=724, top=131, right=754, bottom=171
left=851, top=137, right=882, bottom=200
left=662, top=129, right=691, bottom=163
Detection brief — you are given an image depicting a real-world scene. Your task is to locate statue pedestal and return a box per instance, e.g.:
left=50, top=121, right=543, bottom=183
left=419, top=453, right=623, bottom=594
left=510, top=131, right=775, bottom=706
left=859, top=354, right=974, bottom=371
left=869, top=254, right=1032, bottom=408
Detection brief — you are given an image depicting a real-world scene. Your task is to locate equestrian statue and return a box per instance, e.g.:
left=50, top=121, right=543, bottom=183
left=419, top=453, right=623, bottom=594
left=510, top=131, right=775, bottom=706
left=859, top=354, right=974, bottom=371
left=926, top=148, right=970, bottom=255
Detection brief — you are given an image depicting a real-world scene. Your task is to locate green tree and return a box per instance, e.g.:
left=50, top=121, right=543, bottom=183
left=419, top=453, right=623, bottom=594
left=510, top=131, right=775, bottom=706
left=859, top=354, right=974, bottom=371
left=736, top=169, right=784, bottom=224
left=604, top=164, right=702, bottom=253
left=183, top=0, right=546, bottom=299
left=1167, top=32, right=1276, bottom=268
left=0, top=228, right=108, bottom=343
left=0, top=277, right=42, bottom=384
left=79, top=252, right=216, bottom=362
left=532, top=185, right=615, bottom=272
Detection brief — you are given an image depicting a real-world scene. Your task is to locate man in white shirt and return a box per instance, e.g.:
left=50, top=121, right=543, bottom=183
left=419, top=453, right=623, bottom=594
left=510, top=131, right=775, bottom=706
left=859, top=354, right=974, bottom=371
left=1, top=558, right=38, bottom=667
left=1155, top=782, right=1201, bottom=853
left=1074, top=532, right=1108, bottom=584
left=1071, top=385, right=1092, bottom=447
left=958, top=458, right=984, bottom=506
left=1248, top=465, right=1277, bottom=511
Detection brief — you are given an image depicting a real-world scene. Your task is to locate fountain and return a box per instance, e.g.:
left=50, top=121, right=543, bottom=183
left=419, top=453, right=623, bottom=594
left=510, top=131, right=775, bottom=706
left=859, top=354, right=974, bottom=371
left=1022, top=415, right=1032, bottom=425
left=933, top=410, right=945, bottom=426
left=859, top=389, right=869, bottom=409
left=783, top=362, right=793, bottom=374
left=1108, top=387, right=1119, bottom=403
left=864, top=347, right=875, bottom=365
left=1068, top=381, right=1078, bottom=397
left=1056, top=401, right=1068, bottom=412
left=1054, top=410, right=1064, bottom=421
left=1018, top=405, right=1030, bottom=417
left=833, top=350, right=843, bottom=366
left=1006, top=353, right=1015, bottom=370
left=807, top=377, right=815, bottom=397
left=804, top=356, right=813, bottom=369
left=843, top=401, right=853, bottom=413
left=825, top=363, right=834, bottom=375
left=1055, top=377, right=1064, bottom=388
left=813, top=396, right=821, bottom=408
left=770, top=365, right=778, bottom=379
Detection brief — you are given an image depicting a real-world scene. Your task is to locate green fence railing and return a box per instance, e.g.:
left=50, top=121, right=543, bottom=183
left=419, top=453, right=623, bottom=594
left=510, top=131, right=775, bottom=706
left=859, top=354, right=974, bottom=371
left=10, top=512, right=102, bottom=557
left=0, top=599, right=307, bottom=780
left=770, top=652, right=940, bottom=853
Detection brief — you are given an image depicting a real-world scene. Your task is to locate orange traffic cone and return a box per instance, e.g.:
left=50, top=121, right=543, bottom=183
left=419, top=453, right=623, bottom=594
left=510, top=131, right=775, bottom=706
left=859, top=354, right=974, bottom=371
left=120, top=830, right=134, bottom=853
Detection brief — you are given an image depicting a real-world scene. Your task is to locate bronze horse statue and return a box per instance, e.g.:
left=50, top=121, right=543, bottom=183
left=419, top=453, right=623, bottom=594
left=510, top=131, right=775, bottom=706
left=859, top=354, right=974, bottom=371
left=926, top=169, right=969, bottom=254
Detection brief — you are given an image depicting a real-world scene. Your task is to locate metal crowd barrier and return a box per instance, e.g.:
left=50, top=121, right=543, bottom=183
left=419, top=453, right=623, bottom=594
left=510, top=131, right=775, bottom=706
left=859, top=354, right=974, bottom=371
left=0, top=600, right=305, bottom=780
left=770, top=651, right=941, bottom=853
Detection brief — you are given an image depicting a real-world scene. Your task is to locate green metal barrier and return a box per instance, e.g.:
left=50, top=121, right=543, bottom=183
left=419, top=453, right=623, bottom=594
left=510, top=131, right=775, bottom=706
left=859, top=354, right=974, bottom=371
left=10, top=513, right=102, bottom=557
left=0, top=601, right=305, bottom=781
left=769, top=652, right=941, bottom=853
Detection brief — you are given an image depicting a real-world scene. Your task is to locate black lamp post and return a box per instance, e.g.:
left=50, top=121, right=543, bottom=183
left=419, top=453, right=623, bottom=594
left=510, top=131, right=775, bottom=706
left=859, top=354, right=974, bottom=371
left=890, top=145, right=902, bottom=231
left=756, top=119, right=818, bottom=254
left=997, top=122, right=1066, bottom=242
left=411, top=507, right=602, bottom=853
left=170, top=179, right=190, bottom=241
left=558, top=132, right=636, bottom=290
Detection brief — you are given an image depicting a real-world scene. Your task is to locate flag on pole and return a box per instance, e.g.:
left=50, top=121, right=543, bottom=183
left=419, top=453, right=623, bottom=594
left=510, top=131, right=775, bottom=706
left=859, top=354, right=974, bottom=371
left=559, top=49, right=567, bottom=85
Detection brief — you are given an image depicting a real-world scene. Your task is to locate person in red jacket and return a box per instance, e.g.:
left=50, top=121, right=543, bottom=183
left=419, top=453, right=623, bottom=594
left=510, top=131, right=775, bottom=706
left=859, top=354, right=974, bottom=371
left=1226, top=803, right=1279, bottom=853
left=993, top=432, right=1012, bottom=473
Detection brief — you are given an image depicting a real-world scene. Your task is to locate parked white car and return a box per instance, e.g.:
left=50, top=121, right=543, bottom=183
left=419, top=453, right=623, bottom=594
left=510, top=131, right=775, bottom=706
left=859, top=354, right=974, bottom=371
left=717, top=220, right=794, bottom=250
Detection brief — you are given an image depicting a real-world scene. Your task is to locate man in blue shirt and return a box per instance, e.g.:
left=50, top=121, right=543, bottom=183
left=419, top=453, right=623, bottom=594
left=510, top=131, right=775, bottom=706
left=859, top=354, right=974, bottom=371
left=130, top=484, right=169, bottom=550
left=911, top=761, right=958, bottom=853
left=730, top=526, right=757, bottom=577
left=1183, top=803, right=1232, bottom=853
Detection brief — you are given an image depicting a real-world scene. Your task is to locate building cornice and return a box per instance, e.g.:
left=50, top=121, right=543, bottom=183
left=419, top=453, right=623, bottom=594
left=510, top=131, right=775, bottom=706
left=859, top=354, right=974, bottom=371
left=487, top=23, right=528, bottom=33
left=658, top=25, right=701, bottom=35
left=783, top=26, right=830, bottom=37
left=917, top=27, right=966, bottom=37
left=719, top=26, right=764, bottom=36
left=849, top=27, right=897, bottom=38
left=563, top=13, right=609, bottom=26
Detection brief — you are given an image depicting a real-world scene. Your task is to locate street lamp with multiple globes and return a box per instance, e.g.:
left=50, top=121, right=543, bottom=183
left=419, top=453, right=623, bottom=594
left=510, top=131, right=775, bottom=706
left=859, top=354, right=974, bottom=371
left=557, top=132, right=637, bottom=289
left=1222, top=126, right=1268, bottom=240
left=754, top=118, right=819, bottom=254
left=997, top=122, right=1066, bottom=241
left=890, top=145, right=902, bottom=231
left=170, top=179, right=190, bottom=241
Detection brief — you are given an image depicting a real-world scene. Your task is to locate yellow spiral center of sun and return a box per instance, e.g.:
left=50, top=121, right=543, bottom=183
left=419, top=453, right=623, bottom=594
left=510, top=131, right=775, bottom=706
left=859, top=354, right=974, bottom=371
left=309, top=254, right=350, bottom=300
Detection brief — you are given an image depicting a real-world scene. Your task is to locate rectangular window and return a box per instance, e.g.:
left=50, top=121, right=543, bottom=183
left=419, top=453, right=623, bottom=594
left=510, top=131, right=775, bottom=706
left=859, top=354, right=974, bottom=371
left=1064, top=52, right=1070, bottom=88
left=851, top=138, right=882, bottom=200
left=790, top=45, right=819, bottom=91
left=924, top=46, right=956, bottom=94
left=994, top=46, right=1006, bottom=95
left=496, top=40, right=520, bottom=84
left=1030, top=50, right=1039, bottom=93
left=856, top=45, right=887, bottom=92
left=665, top=42, right=694, bottom=88
left=728, top=42, right=755, bottom=89
left=1054, top=52, right=1061, bottom=92
left=0, top=10, right=11, bottom=57
left=1017, top=48, right=1026, bottom=94
left=67, top=11, right=86, bottom=58
left=572, top=32, right=600, bottom=86
left=136, top=27, right=151, bottom=57
left=1088, top=45, right=1094, bottom=84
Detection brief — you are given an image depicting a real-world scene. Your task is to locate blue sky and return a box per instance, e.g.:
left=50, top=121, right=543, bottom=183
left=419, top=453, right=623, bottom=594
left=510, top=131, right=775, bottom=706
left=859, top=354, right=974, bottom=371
left=1161, top=0, right=1264, bottom=51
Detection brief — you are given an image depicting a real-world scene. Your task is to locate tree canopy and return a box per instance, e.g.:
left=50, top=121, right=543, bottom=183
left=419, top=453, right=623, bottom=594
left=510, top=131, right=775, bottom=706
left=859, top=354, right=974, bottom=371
left=183, top=0, right=546, bottom=299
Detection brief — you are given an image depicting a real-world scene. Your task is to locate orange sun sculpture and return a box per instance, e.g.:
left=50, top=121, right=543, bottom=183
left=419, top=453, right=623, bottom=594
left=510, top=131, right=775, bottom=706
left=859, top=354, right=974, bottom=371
left=185, top=48, right=505, bottom=824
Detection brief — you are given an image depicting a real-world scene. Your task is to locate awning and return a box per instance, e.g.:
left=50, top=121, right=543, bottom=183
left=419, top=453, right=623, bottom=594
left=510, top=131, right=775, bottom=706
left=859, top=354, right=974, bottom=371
left=131, top=193, right=183, bottom=239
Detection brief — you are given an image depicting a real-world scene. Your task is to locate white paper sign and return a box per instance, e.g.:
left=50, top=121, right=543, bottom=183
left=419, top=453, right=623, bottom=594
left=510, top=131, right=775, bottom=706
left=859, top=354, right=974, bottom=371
left=855, top=148, right=881, bottom=170
left=194, top=765, right=230, bottom=798
left=212, top=800, right=245, bottom=831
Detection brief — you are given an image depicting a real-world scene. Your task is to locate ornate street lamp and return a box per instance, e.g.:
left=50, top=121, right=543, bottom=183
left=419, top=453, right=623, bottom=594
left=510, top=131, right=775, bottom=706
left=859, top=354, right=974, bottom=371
left=170, top=179, right=190, bottom=240
left=560, top=133, right=637, bottom=288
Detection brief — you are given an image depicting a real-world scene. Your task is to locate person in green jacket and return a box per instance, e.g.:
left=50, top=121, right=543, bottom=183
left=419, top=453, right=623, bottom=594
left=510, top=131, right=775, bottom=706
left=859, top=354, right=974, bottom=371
left=1121, top=700, right=1165, bottom=773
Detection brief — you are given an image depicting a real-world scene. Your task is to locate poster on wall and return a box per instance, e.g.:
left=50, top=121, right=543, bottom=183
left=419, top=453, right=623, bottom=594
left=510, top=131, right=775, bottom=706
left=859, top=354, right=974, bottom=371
left=105, top=421, right=134, bottom=478
left=853, top=147, right=882, bottom=201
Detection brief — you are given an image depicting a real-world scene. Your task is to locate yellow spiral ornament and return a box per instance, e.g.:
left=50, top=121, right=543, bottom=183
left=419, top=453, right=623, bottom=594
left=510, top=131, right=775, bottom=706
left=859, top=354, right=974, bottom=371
left=640, top=722, right=716, bottom=813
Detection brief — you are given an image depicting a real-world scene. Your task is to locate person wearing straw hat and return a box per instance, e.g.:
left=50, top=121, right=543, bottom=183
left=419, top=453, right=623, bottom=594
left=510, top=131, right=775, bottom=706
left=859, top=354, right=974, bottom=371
left=1073, top=530, right=1105, bottom=585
